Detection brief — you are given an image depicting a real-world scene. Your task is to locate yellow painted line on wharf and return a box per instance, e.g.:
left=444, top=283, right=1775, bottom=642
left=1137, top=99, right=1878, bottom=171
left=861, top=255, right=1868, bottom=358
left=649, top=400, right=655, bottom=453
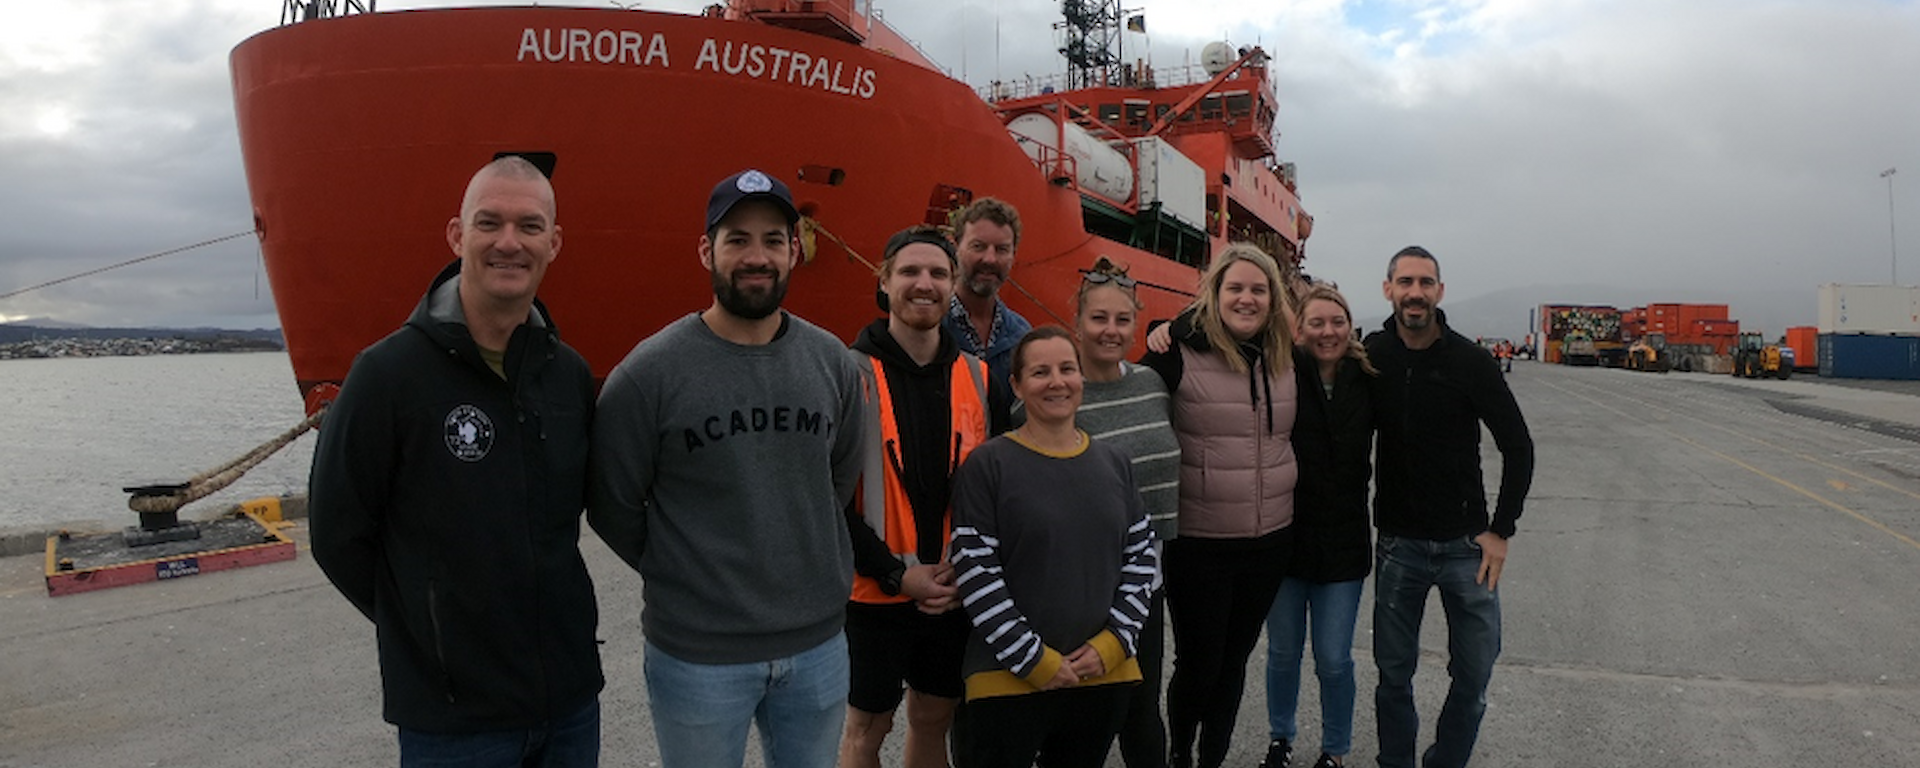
left=1539, top=378, right=1920, bottom=555
left=1554, top=376, right=1920, bottom=506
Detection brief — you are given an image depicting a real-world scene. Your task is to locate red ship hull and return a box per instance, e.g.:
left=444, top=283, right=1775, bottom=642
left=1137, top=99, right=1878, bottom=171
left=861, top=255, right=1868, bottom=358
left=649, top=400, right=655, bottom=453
left=230, top=6, right=1308, bottom=403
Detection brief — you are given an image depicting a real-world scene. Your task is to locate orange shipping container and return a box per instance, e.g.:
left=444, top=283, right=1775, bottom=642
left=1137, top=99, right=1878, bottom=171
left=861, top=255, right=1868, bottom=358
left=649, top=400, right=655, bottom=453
left=1786, top=326, right=1817, bottom=365
left=1679, top=304, right=1730, bottom=327
left=1692, top=319, right=1740, bottom=337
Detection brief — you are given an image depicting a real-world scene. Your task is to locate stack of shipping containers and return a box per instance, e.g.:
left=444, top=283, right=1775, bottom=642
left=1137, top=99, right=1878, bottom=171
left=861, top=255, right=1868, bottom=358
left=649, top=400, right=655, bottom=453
left=1817, top=285, right=1920, bottom=380
left=1636, top=303, right=1737, bottom=372
left=1539, top=305, right=1622, bottom=365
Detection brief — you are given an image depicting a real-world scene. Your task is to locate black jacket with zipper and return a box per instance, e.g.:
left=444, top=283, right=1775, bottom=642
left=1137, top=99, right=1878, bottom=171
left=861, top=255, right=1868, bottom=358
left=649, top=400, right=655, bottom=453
left=1363, top=310, right=1534, bottom=541
left=309, top=260, right=603, bottom=733
left=1287, top=349, right=1374, bottom=582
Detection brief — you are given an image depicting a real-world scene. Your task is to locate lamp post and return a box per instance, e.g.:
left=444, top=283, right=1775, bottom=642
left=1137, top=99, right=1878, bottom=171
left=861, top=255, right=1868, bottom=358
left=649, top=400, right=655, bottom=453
left=1882, top=167, right=1898, bottom=285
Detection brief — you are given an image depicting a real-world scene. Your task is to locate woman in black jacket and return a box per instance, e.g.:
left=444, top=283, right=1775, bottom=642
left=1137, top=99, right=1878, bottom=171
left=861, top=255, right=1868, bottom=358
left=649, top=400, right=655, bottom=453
left=1260, top=284, right=1376, bottom=768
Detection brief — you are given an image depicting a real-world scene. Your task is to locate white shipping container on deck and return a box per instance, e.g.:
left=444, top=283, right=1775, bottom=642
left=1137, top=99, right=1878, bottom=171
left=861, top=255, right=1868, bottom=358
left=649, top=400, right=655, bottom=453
left=1005, top=113, right=1137, bottom=203
left=1132, top=136, right=1207, bottom=231
left=1816, top=284, right=1920, bottom=334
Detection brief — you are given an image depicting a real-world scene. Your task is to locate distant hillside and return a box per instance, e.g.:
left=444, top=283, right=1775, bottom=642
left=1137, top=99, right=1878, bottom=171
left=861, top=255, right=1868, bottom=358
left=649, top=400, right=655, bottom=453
left=0, top=325, right=284, bottom=346
left=1354, top=283, right=1819, bottom=343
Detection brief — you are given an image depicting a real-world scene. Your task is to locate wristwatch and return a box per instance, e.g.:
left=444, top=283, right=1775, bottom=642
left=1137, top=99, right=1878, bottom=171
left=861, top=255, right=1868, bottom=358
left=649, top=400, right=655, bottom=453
left=878, top=567, right=905, bottom=597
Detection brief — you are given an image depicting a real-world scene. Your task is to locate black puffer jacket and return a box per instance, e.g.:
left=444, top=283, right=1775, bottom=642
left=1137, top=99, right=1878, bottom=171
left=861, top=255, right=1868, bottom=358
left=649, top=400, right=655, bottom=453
left=1287, top=350, right=1374, bottom=582
left=309, top=260, right=603, bottom=733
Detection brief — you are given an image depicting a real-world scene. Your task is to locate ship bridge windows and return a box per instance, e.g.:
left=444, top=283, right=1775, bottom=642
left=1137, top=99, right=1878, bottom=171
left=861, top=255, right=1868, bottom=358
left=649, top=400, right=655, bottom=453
left=1124, top=101, right=1150, bottom=128
left=1223, top=91, right=1252, bottom=118
left=1097, top=103, right=1123, bottom=124
left=1199, top=94, right=1223, bottom=121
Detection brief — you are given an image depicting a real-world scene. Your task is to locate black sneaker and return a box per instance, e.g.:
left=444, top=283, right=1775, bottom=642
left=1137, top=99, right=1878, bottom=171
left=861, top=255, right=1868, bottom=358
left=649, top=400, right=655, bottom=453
left=1257, top=739, right=1292, bottom=768
left=1310, top=754, right=1342, bottom=768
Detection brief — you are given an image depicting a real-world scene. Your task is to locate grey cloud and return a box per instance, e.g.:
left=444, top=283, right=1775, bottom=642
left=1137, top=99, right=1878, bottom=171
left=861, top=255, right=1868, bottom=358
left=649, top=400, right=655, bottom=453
left=3, top=0, right=1915, bottom=333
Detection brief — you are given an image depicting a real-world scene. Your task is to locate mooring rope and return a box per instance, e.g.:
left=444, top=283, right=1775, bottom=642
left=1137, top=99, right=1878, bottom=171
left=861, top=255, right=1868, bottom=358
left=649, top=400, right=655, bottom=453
left=0, top=230, right=258, bottom=302
left=128, top=408, right=325, bottom=515
left=811, top=215, right=1073, bottom=327
left=806, top=216, right=881, bottom=276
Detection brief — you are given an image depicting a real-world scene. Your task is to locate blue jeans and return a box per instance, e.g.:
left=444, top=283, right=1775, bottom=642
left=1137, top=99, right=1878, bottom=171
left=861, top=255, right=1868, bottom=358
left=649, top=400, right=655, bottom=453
left=1372, top=535, right=1502, bottom=768
left=644, top=634, right=849, bottom=768
left=398, top=698, right=600, bottom=767
left=1264, top=577, right=1364, bottom=757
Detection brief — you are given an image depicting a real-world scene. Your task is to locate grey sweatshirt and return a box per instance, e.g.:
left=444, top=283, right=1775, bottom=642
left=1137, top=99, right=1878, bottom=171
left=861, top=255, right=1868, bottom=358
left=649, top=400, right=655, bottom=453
left=588, top=312, right=865, bottom=664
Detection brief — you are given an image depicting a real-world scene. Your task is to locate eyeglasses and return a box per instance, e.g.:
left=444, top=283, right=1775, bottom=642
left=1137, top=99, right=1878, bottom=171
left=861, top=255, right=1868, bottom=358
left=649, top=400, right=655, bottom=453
left=1082, top=271, right=1136, bottom=288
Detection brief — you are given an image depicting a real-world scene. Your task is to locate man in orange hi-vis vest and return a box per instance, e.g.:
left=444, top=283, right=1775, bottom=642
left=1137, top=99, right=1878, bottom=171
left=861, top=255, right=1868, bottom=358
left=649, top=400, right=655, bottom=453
left=839, top=225, right=1008, bottom=768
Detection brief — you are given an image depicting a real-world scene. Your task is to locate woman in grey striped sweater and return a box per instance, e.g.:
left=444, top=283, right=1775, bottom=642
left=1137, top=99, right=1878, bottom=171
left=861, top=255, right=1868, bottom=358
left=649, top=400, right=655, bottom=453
left=1075, top=257, right=1181, bottom=768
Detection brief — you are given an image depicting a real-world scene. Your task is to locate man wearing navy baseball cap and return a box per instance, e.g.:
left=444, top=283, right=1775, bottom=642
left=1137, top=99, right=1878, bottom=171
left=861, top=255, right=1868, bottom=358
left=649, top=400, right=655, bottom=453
left=590, top=169, right=866, bottom=768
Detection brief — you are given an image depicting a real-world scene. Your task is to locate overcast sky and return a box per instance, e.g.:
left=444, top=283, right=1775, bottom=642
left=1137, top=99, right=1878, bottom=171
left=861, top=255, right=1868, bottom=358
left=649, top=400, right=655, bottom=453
left=2, top=0, right=1915, bottom=333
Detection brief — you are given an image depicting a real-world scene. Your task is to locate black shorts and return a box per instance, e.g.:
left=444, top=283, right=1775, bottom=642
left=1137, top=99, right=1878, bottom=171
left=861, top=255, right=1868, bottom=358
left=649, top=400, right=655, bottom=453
left=845, top=600, right=971, bottom=712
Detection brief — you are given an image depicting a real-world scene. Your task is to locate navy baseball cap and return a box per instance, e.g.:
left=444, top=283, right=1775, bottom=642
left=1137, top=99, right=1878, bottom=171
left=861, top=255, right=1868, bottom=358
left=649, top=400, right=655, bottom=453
left=706, top=169, right=800, bottom=231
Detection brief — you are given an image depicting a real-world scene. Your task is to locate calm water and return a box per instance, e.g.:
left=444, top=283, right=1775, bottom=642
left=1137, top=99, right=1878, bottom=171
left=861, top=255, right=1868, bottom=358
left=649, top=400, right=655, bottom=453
left=0, top=352, right=313, bottom=530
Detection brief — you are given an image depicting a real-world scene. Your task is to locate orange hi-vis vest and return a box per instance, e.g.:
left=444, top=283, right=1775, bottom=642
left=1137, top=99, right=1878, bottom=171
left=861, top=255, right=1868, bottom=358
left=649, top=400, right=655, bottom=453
left=850, top=351, right=991, bottom=605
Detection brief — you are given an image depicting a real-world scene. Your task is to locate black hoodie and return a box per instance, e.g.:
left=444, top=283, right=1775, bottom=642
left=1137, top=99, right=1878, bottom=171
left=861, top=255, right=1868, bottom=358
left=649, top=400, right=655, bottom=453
left=1363, top=309, right=1534, bottom=540
left=845, top=319, right=1011, bottom=584
left=309, top=260, right=603, bottom=732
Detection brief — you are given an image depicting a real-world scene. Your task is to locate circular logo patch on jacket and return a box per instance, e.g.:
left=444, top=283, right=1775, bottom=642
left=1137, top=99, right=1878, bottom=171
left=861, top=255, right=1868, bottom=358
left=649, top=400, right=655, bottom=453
left=444, top=405, right=495, bottom=462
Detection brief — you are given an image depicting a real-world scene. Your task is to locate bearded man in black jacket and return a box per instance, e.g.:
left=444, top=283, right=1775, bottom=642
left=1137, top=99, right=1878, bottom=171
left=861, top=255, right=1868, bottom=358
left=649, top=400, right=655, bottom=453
left=1363, top=246, right=1533, bottom=768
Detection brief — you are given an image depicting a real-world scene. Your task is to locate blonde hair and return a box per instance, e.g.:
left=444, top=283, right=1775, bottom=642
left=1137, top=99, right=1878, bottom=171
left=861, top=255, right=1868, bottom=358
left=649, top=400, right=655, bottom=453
left=1074, top=256, right=1142, bottom=317
left=1187, top=243, right=1293, bottom=374
left=1297, top=283, right=1378, bottom=376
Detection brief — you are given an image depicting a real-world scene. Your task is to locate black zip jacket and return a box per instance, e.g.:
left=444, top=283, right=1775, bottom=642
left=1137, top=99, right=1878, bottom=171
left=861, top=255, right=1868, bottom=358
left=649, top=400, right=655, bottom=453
left=845, top=319, right=1012, bottom=586
left=309, top=260, right=603, bottom=733
left=1288, top=350, right=1374, bottom=582
left=1363, top=310, right=1534, bottom=540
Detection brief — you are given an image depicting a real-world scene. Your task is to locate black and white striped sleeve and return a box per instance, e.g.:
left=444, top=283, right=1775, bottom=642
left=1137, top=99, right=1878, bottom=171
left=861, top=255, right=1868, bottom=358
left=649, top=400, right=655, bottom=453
left=949, top=452, right=1059, bottom=682
left=1108, top=459, right=1158, bottom=657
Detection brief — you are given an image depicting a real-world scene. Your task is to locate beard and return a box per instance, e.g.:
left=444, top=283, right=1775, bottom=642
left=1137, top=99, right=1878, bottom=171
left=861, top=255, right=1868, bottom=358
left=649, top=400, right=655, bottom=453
left=1396, top=299, right=1433, bottom=330
left=893, top=297, right=946, bottom=331
left=964, top=267, right=1004, bottom=298
left=712, top=265, right=789, bottom=320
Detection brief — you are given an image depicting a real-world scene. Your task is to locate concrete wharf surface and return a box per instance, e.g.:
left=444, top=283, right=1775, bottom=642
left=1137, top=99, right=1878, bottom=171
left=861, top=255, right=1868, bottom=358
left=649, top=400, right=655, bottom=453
left=2, top=361, right=1918, bottom=767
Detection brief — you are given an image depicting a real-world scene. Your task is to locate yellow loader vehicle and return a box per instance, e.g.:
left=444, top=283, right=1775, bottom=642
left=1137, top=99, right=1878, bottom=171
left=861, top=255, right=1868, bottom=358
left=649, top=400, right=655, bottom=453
left=1625, top=333, right=1670, bottom=373
left=1732, top=332, right=1792, bottom=379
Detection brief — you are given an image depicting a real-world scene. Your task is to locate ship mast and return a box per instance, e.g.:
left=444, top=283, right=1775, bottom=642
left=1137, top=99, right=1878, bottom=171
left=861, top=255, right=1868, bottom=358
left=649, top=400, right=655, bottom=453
left=281, top=0, right=375, bottom=25
left=1056, top=0, right=1123, bottom=90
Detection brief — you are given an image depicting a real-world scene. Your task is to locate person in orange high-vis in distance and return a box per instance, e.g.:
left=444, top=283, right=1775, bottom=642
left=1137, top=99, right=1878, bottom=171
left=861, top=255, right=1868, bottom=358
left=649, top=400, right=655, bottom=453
left=840, top=225, right=1010, bottom=768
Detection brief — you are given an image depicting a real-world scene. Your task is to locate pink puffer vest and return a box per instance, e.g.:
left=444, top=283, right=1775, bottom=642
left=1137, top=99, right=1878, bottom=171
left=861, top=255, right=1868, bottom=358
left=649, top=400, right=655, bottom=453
left=1170, top=344, right=1298, bottom=538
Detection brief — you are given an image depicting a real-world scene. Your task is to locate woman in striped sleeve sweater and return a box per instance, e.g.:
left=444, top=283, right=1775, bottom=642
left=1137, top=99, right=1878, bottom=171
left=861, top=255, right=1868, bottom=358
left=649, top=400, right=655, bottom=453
left=948, top=326, right=1160, bottom=768
left=1074, top=257, right=1180, bottom=768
